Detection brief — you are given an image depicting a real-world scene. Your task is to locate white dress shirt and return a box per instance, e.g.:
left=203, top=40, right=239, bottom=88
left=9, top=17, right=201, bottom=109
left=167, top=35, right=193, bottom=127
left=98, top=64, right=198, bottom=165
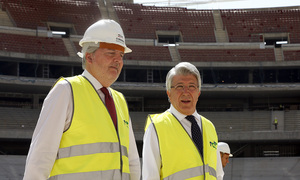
left=23, top=70, right=141, bottom=180
left=142, top=104, right=222, bottom=180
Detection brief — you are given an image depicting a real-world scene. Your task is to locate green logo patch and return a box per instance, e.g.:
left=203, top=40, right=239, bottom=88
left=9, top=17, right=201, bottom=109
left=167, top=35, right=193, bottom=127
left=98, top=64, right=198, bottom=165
left=123, top=120, right=129, bottom=128
left=210, top=141, right=217, bottom=150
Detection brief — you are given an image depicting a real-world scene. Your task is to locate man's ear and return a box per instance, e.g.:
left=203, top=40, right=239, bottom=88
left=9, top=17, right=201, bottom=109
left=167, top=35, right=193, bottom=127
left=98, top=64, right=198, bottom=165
left=166, top=90, right=171, bottom=103
left=85, top=53, right=93, bottom=64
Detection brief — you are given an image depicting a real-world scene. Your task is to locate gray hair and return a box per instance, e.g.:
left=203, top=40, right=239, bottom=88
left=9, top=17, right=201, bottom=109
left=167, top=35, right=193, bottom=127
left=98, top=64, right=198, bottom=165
left=79, top=42, right=99, bottom=69
left=166, top=62, right=201, bottom=92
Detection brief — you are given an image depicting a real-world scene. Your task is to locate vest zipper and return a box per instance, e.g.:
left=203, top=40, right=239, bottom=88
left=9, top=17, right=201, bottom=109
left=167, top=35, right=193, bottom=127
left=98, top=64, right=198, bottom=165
left=116, top=123, right=123, bottom=178
left=110, top=94, right=123, bottom=178
left=94, top=83, right=124, bottom=178
left=200, top=118, right=206, bottom=179
left=104, top=103, right=123, bottom=178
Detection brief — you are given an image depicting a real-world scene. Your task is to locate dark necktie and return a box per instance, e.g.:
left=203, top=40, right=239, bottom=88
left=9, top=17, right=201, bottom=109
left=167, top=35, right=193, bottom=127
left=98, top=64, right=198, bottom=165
left=186, top=115, right=203, bottom=155
left=101, top=87, right=117, bottom=129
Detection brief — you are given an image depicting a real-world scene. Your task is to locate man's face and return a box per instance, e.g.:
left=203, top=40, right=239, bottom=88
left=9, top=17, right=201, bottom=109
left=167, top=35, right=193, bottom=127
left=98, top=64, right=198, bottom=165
left=221, top=153, right=230, bottom=168
left=167, top=74, right=200, bottom=115
left=86, top=48, right=124, bottom=87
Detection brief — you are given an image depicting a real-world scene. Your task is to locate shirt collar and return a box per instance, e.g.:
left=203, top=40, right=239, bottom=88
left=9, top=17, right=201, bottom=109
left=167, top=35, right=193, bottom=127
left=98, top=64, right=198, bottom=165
left=82, top=69, right=105, bottom=91
left=169, top=104, right=201, bottom=122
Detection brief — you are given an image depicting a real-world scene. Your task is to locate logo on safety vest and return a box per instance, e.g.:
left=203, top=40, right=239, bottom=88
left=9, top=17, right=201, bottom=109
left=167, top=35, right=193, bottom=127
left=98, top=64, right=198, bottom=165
left=123, top=119, right=129, bottom=128
left=210, top=141, right=217, bottom=150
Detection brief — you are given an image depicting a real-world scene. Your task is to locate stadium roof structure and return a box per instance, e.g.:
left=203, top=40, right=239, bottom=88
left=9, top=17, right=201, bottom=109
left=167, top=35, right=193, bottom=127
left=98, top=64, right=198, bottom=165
left=134, top=0, right=300, bottom=10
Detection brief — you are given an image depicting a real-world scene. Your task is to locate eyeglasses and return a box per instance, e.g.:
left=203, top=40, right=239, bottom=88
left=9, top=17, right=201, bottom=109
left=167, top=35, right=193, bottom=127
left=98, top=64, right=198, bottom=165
left=171, top=84, right=199, bottom=91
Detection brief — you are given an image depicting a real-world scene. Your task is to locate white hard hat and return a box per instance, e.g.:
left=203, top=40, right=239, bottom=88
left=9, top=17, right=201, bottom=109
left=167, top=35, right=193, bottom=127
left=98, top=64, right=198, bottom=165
left=218, top=142, right=233, bottom=157
left=78, top=19, right=131, bottom=57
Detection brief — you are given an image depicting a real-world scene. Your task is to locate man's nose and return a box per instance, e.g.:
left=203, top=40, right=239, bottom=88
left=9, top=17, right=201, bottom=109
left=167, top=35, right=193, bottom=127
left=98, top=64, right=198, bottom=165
left=116, top=52, right=124, bottom=61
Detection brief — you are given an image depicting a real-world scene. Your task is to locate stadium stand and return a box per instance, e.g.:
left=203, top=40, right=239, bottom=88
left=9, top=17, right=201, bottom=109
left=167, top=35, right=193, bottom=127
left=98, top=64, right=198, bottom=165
left=220, top=9, right=300, bottom=43
left=0, top=0, right=101, bottom=35
left=125, top=45, right=172, bottom=61
left=284, top=110, right=300, bottom=131
left=0, top=33, right=69, bottom=56
left=114, top=2, right=216, bottom=42
left=72, top=40, right=81, bottom=53
left=202, top=111, right=271, bottom=132
left=283, top=50, right=300, bottom=61
left=178, top=48, right=276, bottom=62
left=0, top=0, right=299, bottom=179
left=0, top=107, right=39, bottom=129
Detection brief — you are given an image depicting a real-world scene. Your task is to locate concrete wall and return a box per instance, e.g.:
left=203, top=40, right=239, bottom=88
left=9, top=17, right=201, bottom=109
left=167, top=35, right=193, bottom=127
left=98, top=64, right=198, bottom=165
left=1, top=155, right=299, bottom=180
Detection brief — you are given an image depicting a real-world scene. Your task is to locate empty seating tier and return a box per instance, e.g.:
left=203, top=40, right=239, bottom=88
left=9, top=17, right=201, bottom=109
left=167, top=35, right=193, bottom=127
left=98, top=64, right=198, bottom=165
left=125, top=45, right=172, bottom=61
left=202, top=111, right=271, bottom=132
left=113, top=2, right=216, bottom=42
left=283, top=50, right=300, bottom=61
left=221, top=9, right=300, bottom=43
left=1, top=0, right=101, bottom=35
left=178, top=48, right=275, bottom=62
left=0, top=107, right=39, bottom=129
left=0, top=33, right=69, bottom=56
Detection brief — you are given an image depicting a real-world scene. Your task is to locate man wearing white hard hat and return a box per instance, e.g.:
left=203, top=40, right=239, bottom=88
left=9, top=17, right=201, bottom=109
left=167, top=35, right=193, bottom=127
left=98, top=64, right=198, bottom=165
left=217, top=142, right=233, bottom=180
left=23, top=19, right=141, bottom=180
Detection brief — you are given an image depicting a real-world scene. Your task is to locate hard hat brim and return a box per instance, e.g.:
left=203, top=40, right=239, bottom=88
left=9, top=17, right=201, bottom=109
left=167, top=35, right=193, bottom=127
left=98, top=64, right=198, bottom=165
left=124, top=46, right=132, bottom=53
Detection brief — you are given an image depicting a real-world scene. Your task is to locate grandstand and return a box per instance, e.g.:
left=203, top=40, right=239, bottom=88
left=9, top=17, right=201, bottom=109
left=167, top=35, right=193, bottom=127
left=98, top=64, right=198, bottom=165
left=0, top=0, right=299, bottom=179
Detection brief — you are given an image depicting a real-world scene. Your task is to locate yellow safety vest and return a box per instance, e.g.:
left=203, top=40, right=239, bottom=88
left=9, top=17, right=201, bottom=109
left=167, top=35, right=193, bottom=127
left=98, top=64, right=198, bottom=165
left=274, top=117, right=278, bottom=124
left=146, top=111, right=218, bottom=180
left=49, top=75, right=130, bottom=180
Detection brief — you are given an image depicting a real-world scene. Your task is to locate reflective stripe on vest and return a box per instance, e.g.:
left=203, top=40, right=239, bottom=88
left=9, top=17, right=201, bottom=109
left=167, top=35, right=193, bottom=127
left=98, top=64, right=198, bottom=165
left=146, top=111, right=218, bottom=180
left=49, top=76, right=130, bottom=180
left=164, top=164, right=216, bottom=180
left=56, top=142, right=128, bottom=159
left=49, top=170, right=130, bottom=180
